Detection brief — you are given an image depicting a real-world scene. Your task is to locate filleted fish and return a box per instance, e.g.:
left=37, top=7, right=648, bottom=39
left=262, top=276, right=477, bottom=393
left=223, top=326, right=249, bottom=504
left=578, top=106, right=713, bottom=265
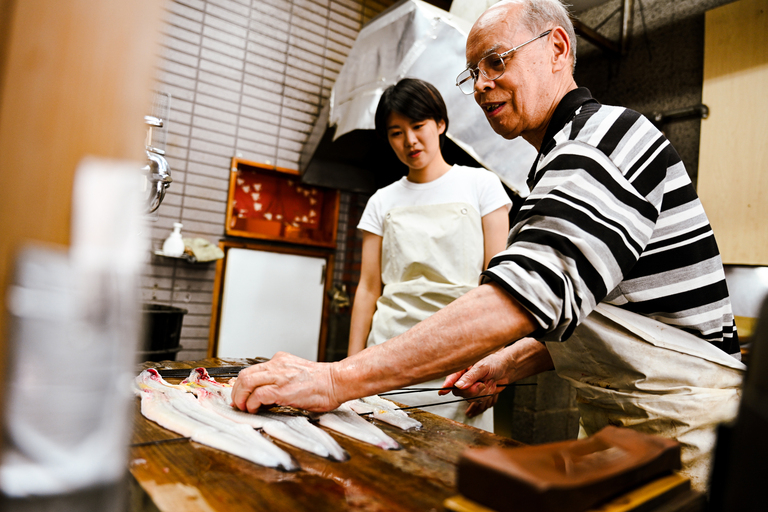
left=181, top=366, right=234, bottom=401
left=345, top=396, right=422, bottom=431
left=195, top=388, right=348, bottom=462
left=180, top=367, right=348, bottom=461
left=313, top=403, right=401, bottom=450
left=135, top=369, right=298, bottom=471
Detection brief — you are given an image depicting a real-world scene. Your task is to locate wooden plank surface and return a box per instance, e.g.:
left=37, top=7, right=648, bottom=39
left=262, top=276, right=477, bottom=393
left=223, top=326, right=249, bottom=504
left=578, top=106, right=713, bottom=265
left=698, top=0, right=768, bottom=265
left=130, top=358, right=523, bottom=512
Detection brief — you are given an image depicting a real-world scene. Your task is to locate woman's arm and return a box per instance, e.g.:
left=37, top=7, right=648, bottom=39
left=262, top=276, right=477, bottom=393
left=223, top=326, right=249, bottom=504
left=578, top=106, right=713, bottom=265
left=481, top=206, right=510, bottom=270
left=347, top=232, right=383, bottom=356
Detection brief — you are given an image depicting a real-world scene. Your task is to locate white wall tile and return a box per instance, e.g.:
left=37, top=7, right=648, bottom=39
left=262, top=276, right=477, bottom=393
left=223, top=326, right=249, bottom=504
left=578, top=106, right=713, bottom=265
left=205, top=3, right=250, bottom=25
left=170, top=1, right=206, bottom=22
left=200, top=48, right=245, bottom=70
left=166, top=11, right=204, bottom=33
left=199, top=58, right=244, bottom=82
left=194, top=92, right=241, bottom=114
left=164, top=24, right=203, bottom=46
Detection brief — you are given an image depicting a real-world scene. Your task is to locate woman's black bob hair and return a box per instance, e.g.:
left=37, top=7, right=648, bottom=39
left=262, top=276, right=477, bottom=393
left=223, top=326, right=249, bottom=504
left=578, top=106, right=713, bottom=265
left=374, top=78, right=449, bottom=148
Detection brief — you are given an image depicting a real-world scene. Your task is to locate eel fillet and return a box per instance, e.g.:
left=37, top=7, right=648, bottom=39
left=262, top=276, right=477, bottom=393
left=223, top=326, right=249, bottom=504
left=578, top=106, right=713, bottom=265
left=181, top=367, right=233, bottom=400
left=196, top=389, right=349, bottom=462
left=313, top=404, right=401, bottom=450
left=346, top=396, right=422, bottom=431
left=182, top=368, right=348, bottom=461
left=135, top=369, right=298, bottom=471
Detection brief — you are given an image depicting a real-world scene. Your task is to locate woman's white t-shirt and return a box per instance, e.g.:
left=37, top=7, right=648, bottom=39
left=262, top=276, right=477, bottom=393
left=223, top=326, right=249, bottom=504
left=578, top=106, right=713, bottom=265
left=357, top=165, right=511, bottom=235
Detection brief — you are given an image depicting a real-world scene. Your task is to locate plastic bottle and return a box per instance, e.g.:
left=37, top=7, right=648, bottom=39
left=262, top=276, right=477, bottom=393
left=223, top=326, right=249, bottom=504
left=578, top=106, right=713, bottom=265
left=162, top=222, right=185, bottom=257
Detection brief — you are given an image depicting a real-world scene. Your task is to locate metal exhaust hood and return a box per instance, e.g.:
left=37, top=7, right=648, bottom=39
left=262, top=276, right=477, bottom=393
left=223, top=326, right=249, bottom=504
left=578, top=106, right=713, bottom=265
left=299, top=0, right=537, bottom=196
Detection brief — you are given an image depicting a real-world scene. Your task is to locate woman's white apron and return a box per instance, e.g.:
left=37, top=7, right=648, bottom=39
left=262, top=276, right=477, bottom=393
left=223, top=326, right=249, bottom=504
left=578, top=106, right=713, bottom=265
left=367, top=202, right=494, bottom=431
left=546, top=303, right=745, bottom=491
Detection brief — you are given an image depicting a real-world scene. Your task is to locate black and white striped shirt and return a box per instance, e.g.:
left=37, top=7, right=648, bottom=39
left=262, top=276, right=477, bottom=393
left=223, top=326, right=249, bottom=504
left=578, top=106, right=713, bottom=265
left=482, top=88, right=739, bottom=355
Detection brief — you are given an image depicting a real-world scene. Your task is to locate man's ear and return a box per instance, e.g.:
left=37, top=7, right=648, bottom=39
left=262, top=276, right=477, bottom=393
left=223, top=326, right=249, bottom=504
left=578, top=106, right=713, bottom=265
left=550, top=26, right=572, bottom=73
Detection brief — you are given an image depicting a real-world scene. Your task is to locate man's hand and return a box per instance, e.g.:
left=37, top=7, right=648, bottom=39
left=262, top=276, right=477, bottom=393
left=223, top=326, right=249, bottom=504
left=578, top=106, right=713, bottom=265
left=231, top=352, right=340, bottom=413
left=437, top=338, right=553, bottom=417
left=439, top=350, right=511, bottom=417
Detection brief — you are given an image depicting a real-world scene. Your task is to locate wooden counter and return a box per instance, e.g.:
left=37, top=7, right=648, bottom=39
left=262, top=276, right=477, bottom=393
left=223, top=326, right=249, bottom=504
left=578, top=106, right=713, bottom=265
left=129, top=358, right=524, bottom=512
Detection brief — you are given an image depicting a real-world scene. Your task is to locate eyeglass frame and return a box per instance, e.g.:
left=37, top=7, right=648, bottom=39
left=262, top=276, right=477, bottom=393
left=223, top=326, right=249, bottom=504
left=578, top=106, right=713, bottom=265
left=456, top=29, right=553, bottom=95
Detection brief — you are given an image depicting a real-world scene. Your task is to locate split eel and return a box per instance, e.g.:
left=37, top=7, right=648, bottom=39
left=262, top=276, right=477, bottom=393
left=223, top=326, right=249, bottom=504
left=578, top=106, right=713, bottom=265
left=135, top=369, right=298, bottom=471
left=181, top=368, right=348, bottom=461
left=313, top=404, right=401, bottom=450
left=346, top=396, right=422, bottom=431
left=196, top=389, right=349, bottom=462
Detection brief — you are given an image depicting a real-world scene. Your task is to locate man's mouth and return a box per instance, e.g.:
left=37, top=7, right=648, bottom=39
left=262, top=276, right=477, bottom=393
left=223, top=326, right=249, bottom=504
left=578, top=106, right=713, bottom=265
left=483, top=102, right=504, bottom=115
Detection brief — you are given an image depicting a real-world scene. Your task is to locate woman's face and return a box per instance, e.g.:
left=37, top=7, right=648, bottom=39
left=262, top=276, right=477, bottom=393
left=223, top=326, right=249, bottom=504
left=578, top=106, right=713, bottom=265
left=386, top=111, right=445, bottom=172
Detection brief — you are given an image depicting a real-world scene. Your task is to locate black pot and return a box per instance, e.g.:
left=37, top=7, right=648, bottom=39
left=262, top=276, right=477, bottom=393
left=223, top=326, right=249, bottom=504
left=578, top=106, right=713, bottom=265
left=140, top=304, right=188, bottom=361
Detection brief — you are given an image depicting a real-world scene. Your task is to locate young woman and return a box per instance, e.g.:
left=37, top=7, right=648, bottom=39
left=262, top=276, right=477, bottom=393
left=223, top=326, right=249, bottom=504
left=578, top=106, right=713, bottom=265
left=346, top=78, right=511, bottom=431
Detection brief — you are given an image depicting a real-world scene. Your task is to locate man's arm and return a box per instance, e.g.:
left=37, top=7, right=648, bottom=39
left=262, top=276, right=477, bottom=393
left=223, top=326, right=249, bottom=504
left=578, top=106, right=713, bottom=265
left=232, top=282, right=537, bottom=413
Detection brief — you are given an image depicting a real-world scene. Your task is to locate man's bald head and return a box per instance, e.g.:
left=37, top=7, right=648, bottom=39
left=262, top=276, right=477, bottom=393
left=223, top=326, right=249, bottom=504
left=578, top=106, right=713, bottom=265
left=477, top=0, right=577, bottom=74
left=464, top=0, right=579, bottom=147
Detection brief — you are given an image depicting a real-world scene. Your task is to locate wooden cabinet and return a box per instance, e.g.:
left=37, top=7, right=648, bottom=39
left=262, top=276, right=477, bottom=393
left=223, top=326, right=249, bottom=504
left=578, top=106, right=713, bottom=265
left=225, top=158, right=340, bottom=249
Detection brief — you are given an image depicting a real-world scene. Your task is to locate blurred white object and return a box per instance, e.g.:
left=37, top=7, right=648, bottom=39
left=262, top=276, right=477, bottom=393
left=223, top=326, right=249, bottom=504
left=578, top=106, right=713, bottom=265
left=162, top=222, right=184, bottom=257
left=1, top=157, right=146, bottom=497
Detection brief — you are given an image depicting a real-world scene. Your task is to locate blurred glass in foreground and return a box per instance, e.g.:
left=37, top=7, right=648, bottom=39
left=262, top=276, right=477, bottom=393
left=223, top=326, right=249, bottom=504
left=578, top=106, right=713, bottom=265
left=1, top=158, right=146, bottom=510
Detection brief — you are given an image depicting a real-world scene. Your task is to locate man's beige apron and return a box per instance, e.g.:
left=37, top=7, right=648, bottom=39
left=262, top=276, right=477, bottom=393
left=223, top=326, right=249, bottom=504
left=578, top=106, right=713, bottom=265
left=367, top=202, right=494, bottom=432
left=546, top=303, right=745, bottom=491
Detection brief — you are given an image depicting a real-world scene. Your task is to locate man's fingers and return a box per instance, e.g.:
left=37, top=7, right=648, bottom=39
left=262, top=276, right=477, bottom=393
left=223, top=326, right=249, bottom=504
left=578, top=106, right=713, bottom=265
left=452, top=380, right=487, bottom=398
left=232, top=367, right=279, bottom=411
left=244, top=388, right=267, bottom=413
left=243, top=384, right=284, bottom=413
left=455, top=366, right=487, bottom=389
left=439, top=370, right=467, bottom=396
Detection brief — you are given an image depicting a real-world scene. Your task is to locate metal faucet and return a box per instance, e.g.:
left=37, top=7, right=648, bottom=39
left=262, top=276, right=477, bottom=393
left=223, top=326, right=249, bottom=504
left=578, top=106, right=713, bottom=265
left=143, top=115, right=172, bottom=213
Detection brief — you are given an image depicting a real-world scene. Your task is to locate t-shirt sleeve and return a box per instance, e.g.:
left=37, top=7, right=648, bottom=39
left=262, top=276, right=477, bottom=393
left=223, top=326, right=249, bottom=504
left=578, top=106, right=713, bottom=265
left=476, top=169, right=512, bottom=217
left=356, top=192, right=384, bottom=236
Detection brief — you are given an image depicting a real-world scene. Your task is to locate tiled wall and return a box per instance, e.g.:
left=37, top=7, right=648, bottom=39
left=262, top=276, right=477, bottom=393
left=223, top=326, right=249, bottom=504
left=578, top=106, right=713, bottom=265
left=145, top=0, right=395, bottom=361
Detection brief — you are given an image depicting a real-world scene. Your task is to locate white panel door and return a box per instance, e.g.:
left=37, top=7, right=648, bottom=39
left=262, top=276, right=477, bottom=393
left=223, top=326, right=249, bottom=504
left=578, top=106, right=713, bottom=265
left=216, top=248, right=326, bottom=361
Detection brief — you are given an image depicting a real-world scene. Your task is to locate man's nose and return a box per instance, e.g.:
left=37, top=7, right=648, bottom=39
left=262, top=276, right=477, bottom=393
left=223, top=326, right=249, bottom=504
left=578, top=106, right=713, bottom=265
left=474, top=72, right=495, bottom=93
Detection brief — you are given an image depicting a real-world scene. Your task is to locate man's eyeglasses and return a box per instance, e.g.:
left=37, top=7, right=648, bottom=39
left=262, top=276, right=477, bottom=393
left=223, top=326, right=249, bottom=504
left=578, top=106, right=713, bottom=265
left=455, top=30, right=552, bottom=95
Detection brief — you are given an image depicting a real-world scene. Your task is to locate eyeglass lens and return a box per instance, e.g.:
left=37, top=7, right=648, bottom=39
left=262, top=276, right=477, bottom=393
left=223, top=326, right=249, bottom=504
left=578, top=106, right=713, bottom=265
left=456, top=30, right=552, bottom=95
left=457, top=52, right=506, bottom=95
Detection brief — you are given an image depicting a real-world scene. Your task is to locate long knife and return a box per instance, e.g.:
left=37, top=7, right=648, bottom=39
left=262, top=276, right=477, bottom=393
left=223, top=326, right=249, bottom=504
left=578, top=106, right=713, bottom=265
left=155, top=366, right=249, bottom=378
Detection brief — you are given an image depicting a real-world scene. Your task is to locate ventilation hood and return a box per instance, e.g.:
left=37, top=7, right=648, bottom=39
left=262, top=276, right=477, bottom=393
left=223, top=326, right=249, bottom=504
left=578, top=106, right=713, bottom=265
left=299, top=0, right=537, bottom=196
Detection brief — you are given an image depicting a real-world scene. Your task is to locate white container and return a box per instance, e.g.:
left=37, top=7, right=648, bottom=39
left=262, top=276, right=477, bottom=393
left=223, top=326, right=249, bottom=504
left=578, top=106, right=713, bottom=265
left=162, top=222, right=185, bottom=257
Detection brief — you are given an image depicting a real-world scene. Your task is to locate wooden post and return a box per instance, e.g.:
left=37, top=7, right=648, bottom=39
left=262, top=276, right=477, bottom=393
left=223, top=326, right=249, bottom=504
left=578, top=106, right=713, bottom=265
left=0, top=0, right=165, bottom=437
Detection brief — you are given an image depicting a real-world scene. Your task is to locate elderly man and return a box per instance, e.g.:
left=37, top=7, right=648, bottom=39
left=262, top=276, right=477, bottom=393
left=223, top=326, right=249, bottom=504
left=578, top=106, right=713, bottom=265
left=232, top=0, right=744, bottom=491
